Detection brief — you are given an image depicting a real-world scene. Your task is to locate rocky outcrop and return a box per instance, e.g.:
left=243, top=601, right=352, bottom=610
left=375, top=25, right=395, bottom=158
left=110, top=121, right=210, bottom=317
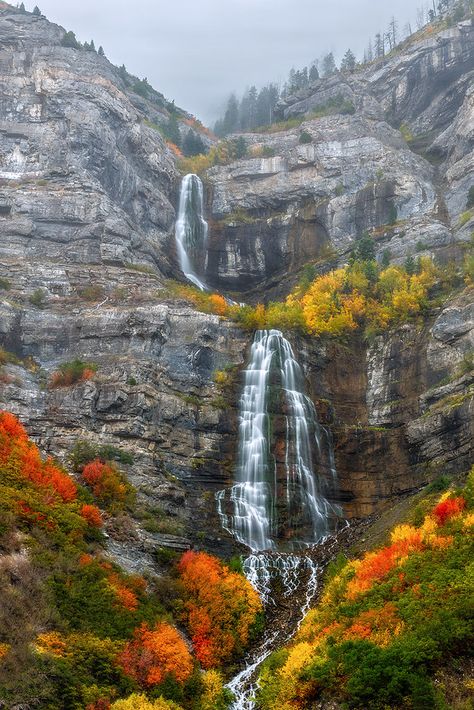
left=203, top=20, right=473, bottom=294
left=205, top=116, right=442, bottom=293
left=0, top=6, right=183, bottom=273
left=0, top=263, right=249, bottom=559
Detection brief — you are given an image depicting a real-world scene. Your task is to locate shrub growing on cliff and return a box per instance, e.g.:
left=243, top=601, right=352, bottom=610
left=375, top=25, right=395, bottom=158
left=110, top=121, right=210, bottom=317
left=81, top=459, right=135, bottom=511
left=299, top=130, right=313, bottom=144
left=29, top=288, right=47, bottom=309
left=466, top=186, right=474, bottom=209
left=49, top=359, right=97, bottom=388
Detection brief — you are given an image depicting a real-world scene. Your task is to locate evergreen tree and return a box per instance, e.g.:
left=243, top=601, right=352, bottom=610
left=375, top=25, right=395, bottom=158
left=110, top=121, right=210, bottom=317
left=235, top=136, right=247, bottom=159
left=321, top=52, right=337, bottom=77
left=33, top=6, right=41, bottom=15
left=90, top=39, right=96, bottom=52
left=309, top=62, right=320, bottom=82
left=351, top=231, right=376, bottom=262
left=374, top=33, right=385, bottom=58
left=213, top=118, right=224, bottom=137
left=381, top=249, right=391, bottom=268
left=98, top=46, right=105, bottom=56
left=404, top=255, right=416, bottom=275
left=340, top=49, right=356, bottom=73
left=165, top=112, right=181, bottom=146
left=223, top=93, right=239, bottom=135
left=19, top=2, right=26, bottom=12
left=367, top=40, right=373, bottom=62
left=182, top=129, right=206, bottom=157
left=61, top=31, right=80, bottom=49
left=386, top=17, right=398, bottom=50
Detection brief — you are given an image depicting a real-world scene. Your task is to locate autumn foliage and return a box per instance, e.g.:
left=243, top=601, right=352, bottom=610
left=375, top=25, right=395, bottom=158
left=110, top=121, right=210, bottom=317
left=80, top=503, right=103, bottom=527
left=49, top=359, right=97, bottom=388
left=0, top=411, right=201, bottom=708
left=177, top=550, right=262, bottom=668
left=81, top=459, right=132, bottom=509
left=119, top=622, right=193, bottom=687
left=165, top=253, right=442, bottom=341
left=257, top=474, right=474, bottom=709
left=0, top=411, right=77, bottom=502
left=432, top=495, right=466, bottom=525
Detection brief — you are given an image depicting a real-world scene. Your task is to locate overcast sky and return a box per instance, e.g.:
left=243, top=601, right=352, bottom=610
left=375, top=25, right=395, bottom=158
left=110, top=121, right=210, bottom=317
left=35, top=0, right=420, bottom=124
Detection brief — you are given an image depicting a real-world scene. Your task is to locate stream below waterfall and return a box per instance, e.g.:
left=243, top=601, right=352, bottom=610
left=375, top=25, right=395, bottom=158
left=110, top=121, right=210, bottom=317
left=228, top=552, right=320, bottom=709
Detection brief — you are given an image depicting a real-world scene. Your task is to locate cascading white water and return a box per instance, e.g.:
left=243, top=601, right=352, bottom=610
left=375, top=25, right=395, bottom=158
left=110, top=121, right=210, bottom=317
left=175, top=173, right=209, bottom=290
left=217, top=329, right=340, bottom=552
left=218, top=330, right=342, bottom=709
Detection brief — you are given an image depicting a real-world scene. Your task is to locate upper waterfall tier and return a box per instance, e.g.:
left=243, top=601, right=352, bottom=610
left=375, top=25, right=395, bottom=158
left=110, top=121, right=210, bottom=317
left=217, top=329, right=341, bottom=552
left=175, top=173, right=209, bottom=291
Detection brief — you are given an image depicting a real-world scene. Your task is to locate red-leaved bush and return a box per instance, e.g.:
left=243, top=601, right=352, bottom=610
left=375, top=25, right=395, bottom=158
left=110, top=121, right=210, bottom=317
left=433, top=496, right=466, bottom=526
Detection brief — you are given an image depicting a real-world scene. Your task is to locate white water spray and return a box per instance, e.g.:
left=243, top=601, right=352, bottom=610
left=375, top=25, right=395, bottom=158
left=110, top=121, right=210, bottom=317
left=175, top=173, right=209, bottom=290
left=217, top=329, right=340, bottom=552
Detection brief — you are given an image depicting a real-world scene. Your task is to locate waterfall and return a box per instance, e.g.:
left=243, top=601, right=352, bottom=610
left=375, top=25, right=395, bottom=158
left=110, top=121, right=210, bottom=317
left=175, top=173, right=209, bottom=290
left=217, top=329, right=340, bottom=552
left=218, top=330, right=342, bottom=709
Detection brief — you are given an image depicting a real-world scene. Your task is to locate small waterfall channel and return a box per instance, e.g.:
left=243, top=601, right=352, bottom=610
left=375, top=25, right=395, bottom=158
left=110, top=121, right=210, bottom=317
left=175, top=173, right=209, bottom=290
left=217, top=330, right=342, bottom=708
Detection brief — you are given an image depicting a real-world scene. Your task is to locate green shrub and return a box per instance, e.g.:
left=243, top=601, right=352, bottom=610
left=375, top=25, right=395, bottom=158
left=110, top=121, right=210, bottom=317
left=70, top=440, right=133, bottom=472
left=79, top=284, right=105, bottom=301
left=299, top=130, right=313, bottom=144
left=425, top=475, right=451, bottom=493
left=388, top=201, right=398, bottom=225
left=466, top=186, right=474, bottom=209
left=29, top=288, right=47, bottom=309
left=61, top=31, right=80, bottom=49
left=0, top=277, right=11, bottom=290
left=459, top=211, right=472, bottom=227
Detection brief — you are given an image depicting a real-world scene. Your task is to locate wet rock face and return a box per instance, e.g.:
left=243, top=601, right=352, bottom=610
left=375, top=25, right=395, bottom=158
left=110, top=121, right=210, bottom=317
left=205, top=116, right=440, bottom=292
left=290, top=289, right=473, bottom=519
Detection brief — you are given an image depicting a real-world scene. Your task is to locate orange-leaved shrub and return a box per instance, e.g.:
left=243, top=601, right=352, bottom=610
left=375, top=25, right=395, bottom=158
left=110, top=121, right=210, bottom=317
left=177, top=550, right=262, bottom=668
left=118, top=622, right=193, bottom=687
left=49, top=359, right=97, bottom=388
left=256, top=475, right=474, bottom=710
left=81, top=459, right=132, bottom=510
left=80, top=503, right=103, bottom=528
left=0, top=411, right=77, bottom=502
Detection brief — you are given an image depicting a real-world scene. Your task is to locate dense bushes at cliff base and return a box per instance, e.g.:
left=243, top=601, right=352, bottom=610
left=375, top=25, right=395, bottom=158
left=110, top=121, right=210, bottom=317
left=165, top=251, right=459, bottom=339
left=256, top=469, right=474, bottom=709
left=0, top=411, right=258, bottom=709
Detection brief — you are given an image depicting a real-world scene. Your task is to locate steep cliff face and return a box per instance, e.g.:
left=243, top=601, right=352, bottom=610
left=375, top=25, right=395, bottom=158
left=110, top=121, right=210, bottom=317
left=295, top=290, right=473, bottom=518
left=204, top=20, right=473, bottom=295
left=0, top=6, right=472, bottom=567
left=0, top=7, right=180, bottom=272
